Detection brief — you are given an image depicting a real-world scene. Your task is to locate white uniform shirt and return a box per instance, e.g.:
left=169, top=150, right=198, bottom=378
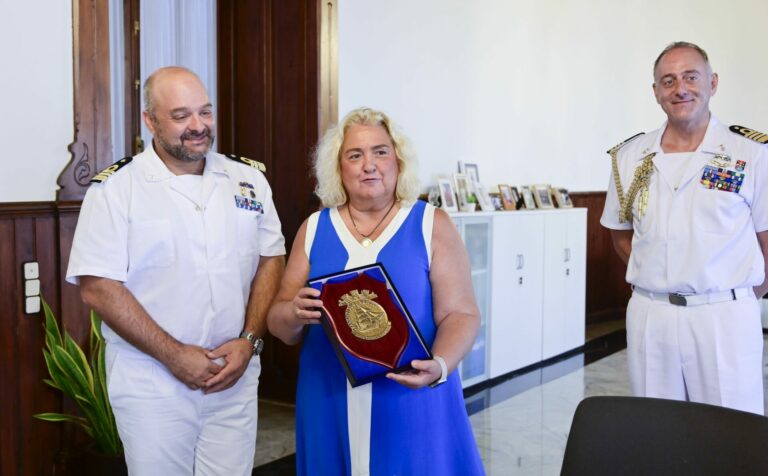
left=601, top=116, right=768, bottom=294
left=66, top=145, right=286, bottom=351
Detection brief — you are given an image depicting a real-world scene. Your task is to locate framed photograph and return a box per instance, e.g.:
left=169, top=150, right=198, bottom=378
left=498, top=184, right=516, bottom=211
left=532, top=184, right=555, bottom=209
left=437, top=178, right=458, bottom=212
left=489, top=192, right=504, bottom=211
left=553, top=187, right=574, bottom=208
left=463, top=163, right=480, bottom=184
left=520, top=185, right=536, bottom=210
left=453, top=173, right=475, bottom=212
left=510, top=186, right=521, bottom=210
left=475, top=183, right=495, bottom=212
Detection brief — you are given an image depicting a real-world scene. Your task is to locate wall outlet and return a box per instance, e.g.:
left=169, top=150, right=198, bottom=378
left=23, top=261, right=39, bottom=279
left=25, top=279, right=41, bottom=297
left=25, top=296, right=41, bottom=314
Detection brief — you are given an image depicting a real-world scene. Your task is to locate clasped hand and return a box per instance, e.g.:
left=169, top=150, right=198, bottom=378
left=168, top=339, right=253, bottom=393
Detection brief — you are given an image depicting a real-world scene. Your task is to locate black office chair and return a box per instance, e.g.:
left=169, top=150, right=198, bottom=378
left=560, top=396, right=768, bottom=476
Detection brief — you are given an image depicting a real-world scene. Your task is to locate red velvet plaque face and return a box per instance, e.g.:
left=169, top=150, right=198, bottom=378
left=319, top=272, right=410, bottom=369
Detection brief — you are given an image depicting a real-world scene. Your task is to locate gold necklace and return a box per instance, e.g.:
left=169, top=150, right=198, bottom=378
left=348, top=200, right=397, bottom=247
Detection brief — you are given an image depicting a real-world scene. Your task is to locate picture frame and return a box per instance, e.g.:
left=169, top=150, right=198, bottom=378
left=453, top=173, right=475, bottom=212
left=510, top=186, right=521, bottom=210
left=489, top=192, right=504, bottom=211
left=532, top=184, right=555, bottom=209
left=498, top=184, right=517, bottom=211
left=475, top=183, right=495, bottom=212
left=437, top=177, right=458, bottom=212
left=519, top=185, right=536, bottom=210
left=463, top=163, right=480, bottom=184
left=553, top=187, right=574, bottom=208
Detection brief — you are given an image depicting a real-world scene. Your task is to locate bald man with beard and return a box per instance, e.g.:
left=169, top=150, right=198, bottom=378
left=67, top=67, right=286, bottom=474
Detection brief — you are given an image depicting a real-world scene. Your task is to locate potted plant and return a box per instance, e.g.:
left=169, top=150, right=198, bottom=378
left=34, top=299, right=123, bottom=468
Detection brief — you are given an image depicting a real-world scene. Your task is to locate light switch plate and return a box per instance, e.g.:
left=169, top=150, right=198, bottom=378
left=23, top=262, right=39, bottom=279
left=25, top=296, right=41, bottom=314
left=25, top=279, right=41, bottom=297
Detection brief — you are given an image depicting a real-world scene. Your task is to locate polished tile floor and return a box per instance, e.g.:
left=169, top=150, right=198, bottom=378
left=253, top=323, right=768, bottom=475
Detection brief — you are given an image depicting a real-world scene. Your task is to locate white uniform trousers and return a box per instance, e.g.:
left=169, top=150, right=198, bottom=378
left=627, top=291, right=764, bottom=415
left=106, top=347, right=261, bottom=475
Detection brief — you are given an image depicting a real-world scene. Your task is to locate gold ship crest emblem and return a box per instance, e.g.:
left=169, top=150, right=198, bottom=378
left=339, top=289, right=391, bottom=340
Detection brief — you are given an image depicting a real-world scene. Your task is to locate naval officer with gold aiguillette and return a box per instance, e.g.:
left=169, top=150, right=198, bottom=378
left=601, top=41, right=768, bottom=415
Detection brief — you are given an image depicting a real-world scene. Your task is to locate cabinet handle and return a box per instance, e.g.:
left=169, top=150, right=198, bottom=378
left=516, top=254, right=524, bottom=270
left=566, top=268, right=570, bottom=276
left=518, top=276, right=523, bottom=285
left=564, top=248, right=571, bottom=262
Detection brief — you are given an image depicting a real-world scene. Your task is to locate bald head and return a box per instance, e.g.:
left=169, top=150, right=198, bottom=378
left=143, top=67, right=208, bottom=121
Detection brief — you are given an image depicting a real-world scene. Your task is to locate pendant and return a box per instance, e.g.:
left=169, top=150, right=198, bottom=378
left=361, top=237, right=373, bottom=247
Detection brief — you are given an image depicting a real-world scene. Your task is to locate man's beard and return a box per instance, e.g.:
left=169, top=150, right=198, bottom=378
left=156, top=127, right=215, bottom=162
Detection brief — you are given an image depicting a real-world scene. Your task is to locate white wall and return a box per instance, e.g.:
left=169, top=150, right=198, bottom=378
left=0, top=0, right=73, bottom=202
left=339, top=0, right=768, bottom=192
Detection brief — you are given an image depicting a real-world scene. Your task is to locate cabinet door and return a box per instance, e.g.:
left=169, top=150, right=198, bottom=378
left=489, top=213, right=544, bottom=378
left=455, top=216, right=491, bottom=387
left=563, top=210, right=586, bottom=351
left=542, top=211, right=586, bottom=359
left=542, top=213, right=569, bottom=359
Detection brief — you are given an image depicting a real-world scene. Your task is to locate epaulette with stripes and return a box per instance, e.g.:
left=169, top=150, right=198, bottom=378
left=225, top=154, right=266, bottom=172
left=606, top=132, right=644, bottom=156
left=729, top=125, right=768, bottom=145
left=90, top=157, right=133, bottom=183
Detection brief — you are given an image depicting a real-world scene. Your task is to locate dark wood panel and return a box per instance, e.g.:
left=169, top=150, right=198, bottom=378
left=0, top=218, right=21, bottom=476
left=218, top=0, right=323, bottom=403
left=0, top=207, right=66, bottom=475
left=58, top=0, right=113, bottom=201
left=570, top=191, right=631, bottom=324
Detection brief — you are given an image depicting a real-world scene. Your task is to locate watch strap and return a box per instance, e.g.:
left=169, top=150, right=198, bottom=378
left=429, top=355, right=448, bottom=388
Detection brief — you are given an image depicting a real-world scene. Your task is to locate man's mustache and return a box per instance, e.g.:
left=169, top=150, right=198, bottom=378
left=181, top=128, right=212, bottom=142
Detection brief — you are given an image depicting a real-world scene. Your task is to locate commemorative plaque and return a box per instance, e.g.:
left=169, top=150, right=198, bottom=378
left=307, top=263, right=432, bottom=387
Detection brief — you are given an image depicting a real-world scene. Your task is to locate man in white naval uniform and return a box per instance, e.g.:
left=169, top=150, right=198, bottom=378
left=66, top=66, right=286, bottom=473
left=601, top=42, right=768, bottom=415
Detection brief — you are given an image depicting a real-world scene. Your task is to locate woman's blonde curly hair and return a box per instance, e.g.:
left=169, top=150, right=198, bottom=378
left=313, top=107, right=420, bottom=208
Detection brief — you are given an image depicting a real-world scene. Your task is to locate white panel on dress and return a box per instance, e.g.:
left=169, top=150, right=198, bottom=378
left=328, top=205, right=414, bottom=476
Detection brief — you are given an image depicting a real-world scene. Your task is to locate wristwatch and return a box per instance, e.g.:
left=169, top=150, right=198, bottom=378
left=239, top=331, right=264, bottom=356
left=428, top=355, right=448, bottom=388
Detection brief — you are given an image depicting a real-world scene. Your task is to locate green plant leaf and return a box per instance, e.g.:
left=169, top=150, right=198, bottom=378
left=37, top=297, right=123, bottom=456
left=34, top=413, right=88, bottom=425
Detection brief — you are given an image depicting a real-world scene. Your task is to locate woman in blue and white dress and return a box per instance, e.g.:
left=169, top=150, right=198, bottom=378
left=267, top=107, right=485, bottom=476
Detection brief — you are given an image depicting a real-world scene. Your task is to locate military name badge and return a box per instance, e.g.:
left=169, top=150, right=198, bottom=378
left=307, top=263, right=432, bottom=387
left=700, top=165, right=744, bottom=193
left=234, top=181, right=263, bottom=212
left=707, top=153, right=731, bottom=168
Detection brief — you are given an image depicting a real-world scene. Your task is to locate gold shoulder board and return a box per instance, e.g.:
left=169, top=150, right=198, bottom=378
left=729, top=125, right=768, bottom=145
left=225, top=154, right=266, bottom=172
left=90, top=157, right=133, bottom=183
left=606, top=132, right=644, bottom=156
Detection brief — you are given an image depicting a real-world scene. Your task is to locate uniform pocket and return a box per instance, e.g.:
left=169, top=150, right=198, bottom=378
left=692, top=186, right=746, bottom=234
left=128, top=219, right=176, bottom=270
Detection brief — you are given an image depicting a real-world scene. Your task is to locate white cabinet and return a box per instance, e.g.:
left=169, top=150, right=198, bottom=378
left=489, top=213, right=544, bottom=378
left=542, top=210, right=587, bottom=359
left=450, top=209, right=586, bottom=386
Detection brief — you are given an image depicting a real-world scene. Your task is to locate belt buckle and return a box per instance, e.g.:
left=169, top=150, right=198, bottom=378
left=669, top=293, right=688, bottom=306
